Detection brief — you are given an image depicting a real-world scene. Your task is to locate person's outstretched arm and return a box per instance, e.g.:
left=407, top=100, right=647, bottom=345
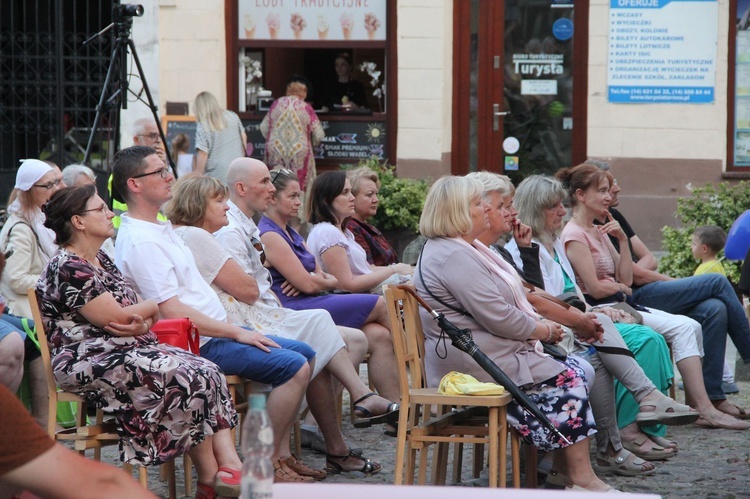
left=2, top=445, right=157, bottom=499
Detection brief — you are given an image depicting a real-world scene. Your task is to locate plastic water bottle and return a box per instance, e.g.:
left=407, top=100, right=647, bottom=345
left=578, top=345, right=597, bottom=361
left=241, top=394, right=274, bottom=499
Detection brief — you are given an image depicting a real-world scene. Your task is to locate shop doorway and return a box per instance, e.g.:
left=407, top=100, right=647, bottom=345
left=452, top=0, right=587, bottom=182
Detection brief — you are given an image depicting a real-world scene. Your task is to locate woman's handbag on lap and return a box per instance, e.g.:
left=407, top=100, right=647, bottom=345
left=152, top=318, right=200, bottom=354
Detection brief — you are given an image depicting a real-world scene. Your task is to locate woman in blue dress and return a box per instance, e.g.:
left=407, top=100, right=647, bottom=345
left=258, top=168, right=400, bottom=404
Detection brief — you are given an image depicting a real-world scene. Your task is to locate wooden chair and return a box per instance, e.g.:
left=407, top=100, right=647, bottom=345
left=383, top=284, right=522, bottom=487
left=27, top=288, right=185, bottom=499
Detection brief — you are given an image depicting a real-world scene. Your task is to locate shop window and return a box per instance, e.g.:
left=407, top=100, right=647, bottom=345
left=226, top=1, right=396, bottom=166
left=730, top=0, right=750, bottom=171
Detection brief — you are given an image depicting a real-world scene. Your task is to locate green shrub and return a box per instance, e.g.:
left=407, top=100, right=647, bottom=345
left=341, top=157, right=429, bottom=233
left=659, top=181, right=750, bottom=283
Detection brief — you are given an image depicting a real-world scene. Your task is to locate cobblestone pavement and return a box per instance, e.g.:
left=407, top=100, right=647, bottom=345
left=91, top=379, right=750, bottom=498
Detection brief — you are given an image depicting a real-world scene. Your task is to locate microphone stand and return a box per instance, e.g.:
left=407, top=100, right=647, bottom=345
left=396, top=285, right=572, bottom=446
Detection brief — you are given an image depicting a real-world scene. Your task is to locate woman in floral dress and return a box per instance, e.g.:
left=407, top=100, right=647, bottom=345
left=36, top=184, right=242, bottom=499
left=261, top=75, right=324, bottom=219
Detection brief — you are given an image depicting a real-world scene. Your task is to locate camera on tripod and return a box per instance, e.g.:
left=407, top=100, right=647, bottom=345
left=113, top=3, right=144, bottom=19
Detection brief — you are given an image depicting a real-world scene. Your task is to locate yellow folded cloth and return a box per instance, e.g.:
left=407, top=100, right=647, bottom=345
left=437, top=371, right=505, bottom=396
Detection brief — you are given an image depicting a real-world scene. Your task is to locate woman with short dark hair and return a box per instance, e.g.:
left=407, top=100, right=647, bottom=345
left=306, top=171, right=412, bottom=294
left=37, top=185, right=242, bottom=498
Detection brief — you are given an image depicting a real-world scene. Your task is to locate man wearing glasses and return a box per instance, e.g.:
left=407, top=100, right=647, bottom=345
left=112, top=146, right=315, bottom=478
left=109, top=117, right=168, bottom=233
left=132, top=117, right=167, bottom=164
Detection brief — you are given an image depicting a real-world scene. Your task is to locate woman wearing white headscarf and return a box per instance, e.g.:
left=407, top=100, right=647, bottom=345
left=0, top=159, right=65, bottom=427
left=0, top=160, right=65, bottom=318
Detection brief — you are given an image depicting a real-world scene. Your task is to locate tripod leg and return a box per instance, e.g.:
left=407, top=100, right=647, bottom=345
left=84, top=40, right=124, bottom=165
left=126, top=39, right=176, bottom=172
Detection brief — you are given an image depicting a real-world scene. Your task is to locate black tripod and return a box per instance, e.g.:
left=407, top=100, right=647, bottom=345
left=83, top=4, right=174, bottom=170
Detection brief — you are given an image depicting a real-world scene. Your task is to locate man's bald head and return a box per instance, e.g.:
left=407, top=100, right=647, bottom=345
left=226, top=157, right=275, bottom=215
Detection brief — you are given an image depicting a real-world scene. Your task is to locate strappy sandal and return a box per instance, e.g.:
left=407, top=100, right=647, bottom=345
left=213, top=466, right=241, bottom=497
left=273, top=458, right=314, bottom=483
left=713, top=400, right=750, bottom=420
left=593, top=451, right=657, bottom=477
left=325, top=450, right=382, bottom=475
left=636, top=397, right=699, bottom=427
left=648, top=435, right=678, bottom=454
left=196, top=483, right=218, bottom=499
left=621, top=435, right=675, bottom=461
left=285, top=454, right=327, bottom=481
left=351, top=392, right=399, bottom=428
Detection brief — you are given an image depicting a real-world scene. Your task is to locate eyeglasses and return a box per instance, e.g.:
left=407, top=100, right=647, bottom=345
left=137, top=132, right=162, bottom=142
left=251, top=236, right=266, bottom=265
left=131, top=167, right=171, bottom=180
left=270, top=168, right=294, bottom=185
left=80, top=203, right=109, bottom=215
left=33, top=178, right=63, bottom=190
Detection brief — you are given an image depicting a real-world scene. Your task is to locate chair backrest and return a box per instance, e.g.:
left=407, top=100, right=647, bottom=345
left=27, top=287, right=60, bottom=436
left=383, top=285, right=428, bottom=398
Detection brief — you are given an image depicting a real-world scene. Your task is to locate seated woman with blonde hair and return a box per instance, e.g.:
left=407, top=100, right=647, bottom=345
left=415, top=175, right=616, bottom=492
left=166, top=174, right=395, bottom=477
left=345, top=166, right=400, bottom=267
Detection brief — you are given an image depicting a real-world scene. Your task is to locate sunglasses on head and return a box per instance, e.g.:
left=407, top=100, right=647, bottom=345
left=270, top=168, right=295, bottom=185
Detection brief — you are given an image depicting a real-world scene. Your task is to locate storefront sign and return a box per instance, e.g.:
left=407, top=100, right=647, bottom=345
left=244, top=118, right=387, bottom=162
left=238, top=1, right=386, bottom=41
left=607, top=0, right=718, bottom=103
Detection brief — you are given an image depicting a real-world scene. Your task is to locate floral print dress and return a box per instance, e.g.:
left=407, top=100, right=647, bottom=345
left=36, top=249, right=237, bottom=466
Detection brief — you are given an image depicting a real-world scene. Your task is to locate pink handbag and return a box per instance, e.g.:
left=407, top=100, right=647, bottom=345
left=151, top=318, right=200, bottom=354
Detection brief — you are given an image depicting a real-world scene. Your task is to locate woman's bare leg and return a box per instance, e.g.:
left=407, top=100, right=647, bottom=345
left=553, top=438, right=612, bottom=491
left=677, top=356, right=750, bottom=429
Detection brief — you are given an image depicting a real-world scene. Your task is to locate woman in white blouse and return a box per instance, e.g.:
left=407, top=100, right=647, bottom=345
left=306, top=171, right=412, bottom=294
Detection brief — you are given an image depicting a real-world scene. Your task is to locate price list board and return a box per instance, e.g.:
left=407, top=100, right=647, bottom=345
left=607, top=0, right=718, bottom=103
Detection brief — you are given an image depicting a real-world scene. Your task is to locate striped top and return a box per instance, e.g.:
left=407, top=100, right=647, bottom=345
left=195, top=110, right=245, bottom=184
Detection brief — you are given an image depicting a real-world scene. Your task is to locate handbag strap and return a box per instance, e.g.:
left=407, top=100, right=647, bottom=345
left=417, top=241, right=470, bottom=317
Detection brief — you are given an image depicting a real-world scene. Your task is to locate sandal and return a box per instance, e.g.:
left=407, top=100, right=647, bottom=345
left=546, top=471, right=619, bottom=493
left=352, top=392, right=399, bottom=428
left=636, top=397, right=699, bottom=427
left=648, top=435, right=678, bottom=454
left=285, top=454, right=327, bottom=481
left=713, top=400, right=750, bottom=420
left=213, top=466, right=241, bottom=497
left=196, top=483, right=218, bottom=499
left=621, top=435, right=675, bottom=461
left=544, top=470, right=568, bottom=489
left=325, top=450, right=382, bottom=475
left=593, top=451, right=657, bottom=477
left=694, top=415, right=750, bottom=430
left=273, top=458, right=314, bottom=483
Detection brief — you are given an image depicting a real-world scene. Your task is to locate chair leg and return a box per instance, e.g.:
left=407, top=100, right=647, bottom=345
left=138, top=466, right=148, bottom=488
left=498, top=409, right=508, bottom=488
left=451, top=441, right=463, bottom=484
left=293, top=418, right=302, bottom=456
left=432, top=442, right=449, bottom=485
left=510, top=430, right=521, bottom=488
left=163, top=460, right=176, bottom=499
left=523, top=443, right=538, bottom=489
left=472, top=443, right=484, bottom=479
left=487, top=408, right=499, bottom=488
left=184, top=454, right=193, bottom=497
